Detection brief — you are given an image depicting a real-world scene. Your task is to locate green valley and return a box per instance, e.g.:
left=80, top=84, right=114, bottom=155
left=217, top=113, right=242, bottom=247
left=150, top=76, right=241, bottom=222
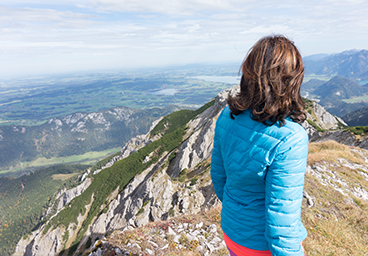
left=0, top=148, right=120, bottom=178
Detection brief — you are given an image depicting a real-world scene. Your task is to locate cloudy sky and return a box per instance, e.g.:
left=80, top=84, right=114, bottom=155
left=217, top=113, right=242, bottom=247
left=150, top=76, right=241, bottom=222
left=1, top=0, right=368, bottom=78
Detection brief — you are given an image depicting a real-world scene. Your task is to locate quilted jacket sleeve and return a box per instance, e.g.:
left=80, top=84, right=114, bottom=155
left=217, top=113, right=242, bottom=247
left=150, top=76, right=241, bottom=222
left=265, top=130, right=308, bottom=256
left=210, top=118, right=226, bottom=202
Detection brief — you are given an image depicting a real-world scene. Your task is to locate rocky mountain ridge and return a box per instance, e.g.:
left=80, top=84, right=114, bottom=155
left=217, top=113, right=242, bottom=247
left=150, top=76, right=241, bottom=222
left=13, top=85, right=368, bottom=256
left=343, top=106, right=368, bottom=126
left=304, top=49, right=368, bottom=79
left=301, top=75, right=368, bottom=117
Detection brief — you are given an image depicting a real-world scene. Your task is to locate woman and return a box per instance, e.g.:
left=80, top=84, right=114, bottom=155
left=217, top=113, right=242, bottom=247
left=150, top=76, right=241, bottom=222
left=211, top=35, right=308, bottom=256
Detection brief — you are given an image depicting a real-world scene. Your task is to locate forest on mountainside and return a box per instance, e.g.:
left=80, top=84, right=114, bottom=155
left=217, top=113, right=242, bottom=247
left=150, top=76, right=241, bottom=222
left=0, top=164, right=89, bottom=255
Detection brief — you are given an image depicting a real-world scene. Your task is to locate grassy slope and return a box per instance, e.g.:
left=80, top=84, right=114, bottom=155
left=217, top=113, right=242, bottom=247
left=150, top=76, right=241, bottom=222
left=343, top=95, right=368, bottom=103
left=303, top=75, right=333, bottom=83
left=106, top=205, right=226, bottom=256
left=303, top=141, right=368, bottom=255
left=0, top=164, right=89, bottom=256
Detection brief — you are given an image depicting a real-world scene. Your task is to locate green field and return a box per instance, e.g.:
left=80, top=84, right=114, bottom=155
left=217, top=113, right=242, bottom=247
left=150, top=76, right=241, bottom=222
left=0, top=148, right=120, bottom=177
left=51, top=173, right=80, bottom=181
left=303, top=74, right=334, bottom=83
left=342, top=95, right=368, bottom=103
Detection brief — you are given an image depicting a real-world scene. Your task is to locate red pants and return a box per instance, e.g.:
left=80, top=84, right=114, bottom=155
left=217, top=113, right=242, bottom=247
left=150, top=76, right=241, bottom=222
left=223, top=232, right=305, bottom=256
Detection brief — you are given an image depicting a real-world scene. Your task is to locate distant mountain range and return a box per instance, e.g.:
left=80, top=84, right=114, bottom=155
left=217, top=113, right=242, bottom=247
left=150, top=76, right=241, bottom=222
left=343, top=107, right=368, bottom=126
left=0, top=105, right=179, bottom=171
left=302, top=75, right=368, bottom=117
left=304, top=49, right=368, bottom=79
left=301, top=49, right=368, bottom=121
left=302, top=79, right=325, bottom=92
left=314, top=76, right=367, bottom=100
left=316, top=76, right=368, bottom=115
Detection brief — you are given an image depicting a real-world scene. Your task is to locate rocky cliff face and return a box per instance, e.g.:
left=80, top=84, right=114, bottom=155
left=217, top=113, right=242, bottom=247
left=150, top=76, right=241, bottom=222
left=57, top=178, right=93, bottom=211
left=13, top=85, right=360, bottom=256
left=303, top=100, right=347, bottom=139
left=310, top=101, right=346, bottom=130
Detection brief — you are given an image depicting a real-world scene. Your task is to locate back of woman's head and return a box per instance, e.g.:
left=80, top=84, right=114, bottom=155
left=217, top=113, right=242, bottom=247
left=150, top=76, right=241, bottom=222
left=228, top=35, right=306, bottom=126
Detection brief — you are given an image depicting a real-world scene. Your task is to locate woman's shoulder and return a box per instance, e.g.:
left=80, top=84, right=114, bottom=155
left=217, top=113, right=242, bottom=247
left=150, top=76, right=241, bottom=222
left=279, top=118, right=308, bottom=140
left=262, top=120, right=307, bottom=153
left=216, top=106, right=234, bottom=127
left=217, top=107, right=307, bottom=139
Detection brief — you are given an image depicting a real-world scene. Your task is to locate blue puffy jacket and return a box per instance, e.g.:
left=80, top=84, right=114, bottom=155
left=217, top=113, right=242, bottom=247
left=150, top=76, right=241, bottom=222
left=211, top=106, right=308, bottom=256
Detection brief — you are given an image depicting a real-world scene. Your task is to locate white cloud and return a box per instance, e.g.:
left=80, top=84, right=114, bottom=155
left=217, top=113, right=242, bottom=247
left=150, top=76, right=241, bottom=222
left=89, top=0, right=236, bottom=15
left=0, top=6, right=99, bottom=30
left=324, top=0, right=367, bottom=5
left=1, top=0, right=368, bottom=77
left=240, top=25, right=291, bottom=35
left=0, top=0, right=90, bottom=5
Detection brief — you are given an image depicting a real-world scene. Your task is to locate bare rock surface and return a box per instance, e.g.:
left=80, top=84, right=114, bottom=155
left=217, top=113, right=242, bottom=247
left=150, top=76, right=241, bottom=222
left=87, top=210, right=227, bottom=256
left=57, top=178, right=92, bottom=211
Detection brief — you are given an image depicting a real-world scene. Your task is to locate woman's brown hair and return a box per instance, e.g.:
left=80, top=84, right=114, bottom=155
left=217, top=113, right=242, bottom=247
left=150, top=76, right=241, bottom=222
left=227, top=35, right=306, bottom=126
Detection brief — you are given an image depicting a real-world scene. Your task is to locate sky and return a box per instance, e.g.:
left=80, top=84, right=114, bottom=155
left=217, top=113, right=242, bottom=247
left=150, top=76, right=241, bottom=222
left=1, top=0, right=368, bottom=78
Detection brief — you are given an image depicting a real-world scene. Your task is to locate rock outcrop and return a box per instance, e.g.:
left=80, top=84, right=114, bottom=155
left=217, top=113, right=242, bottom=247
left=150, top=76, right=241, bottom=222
left=88, top=215, right=226, bottom=256
left=312, top=102, right=346, bottom=129
left=57, top=178, right=92, bottom=211
left=303, top=101, right=347, bottom=140
left=49, top=107, right=134, bottom=134
left=119, top=117, right=164, bottom=159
